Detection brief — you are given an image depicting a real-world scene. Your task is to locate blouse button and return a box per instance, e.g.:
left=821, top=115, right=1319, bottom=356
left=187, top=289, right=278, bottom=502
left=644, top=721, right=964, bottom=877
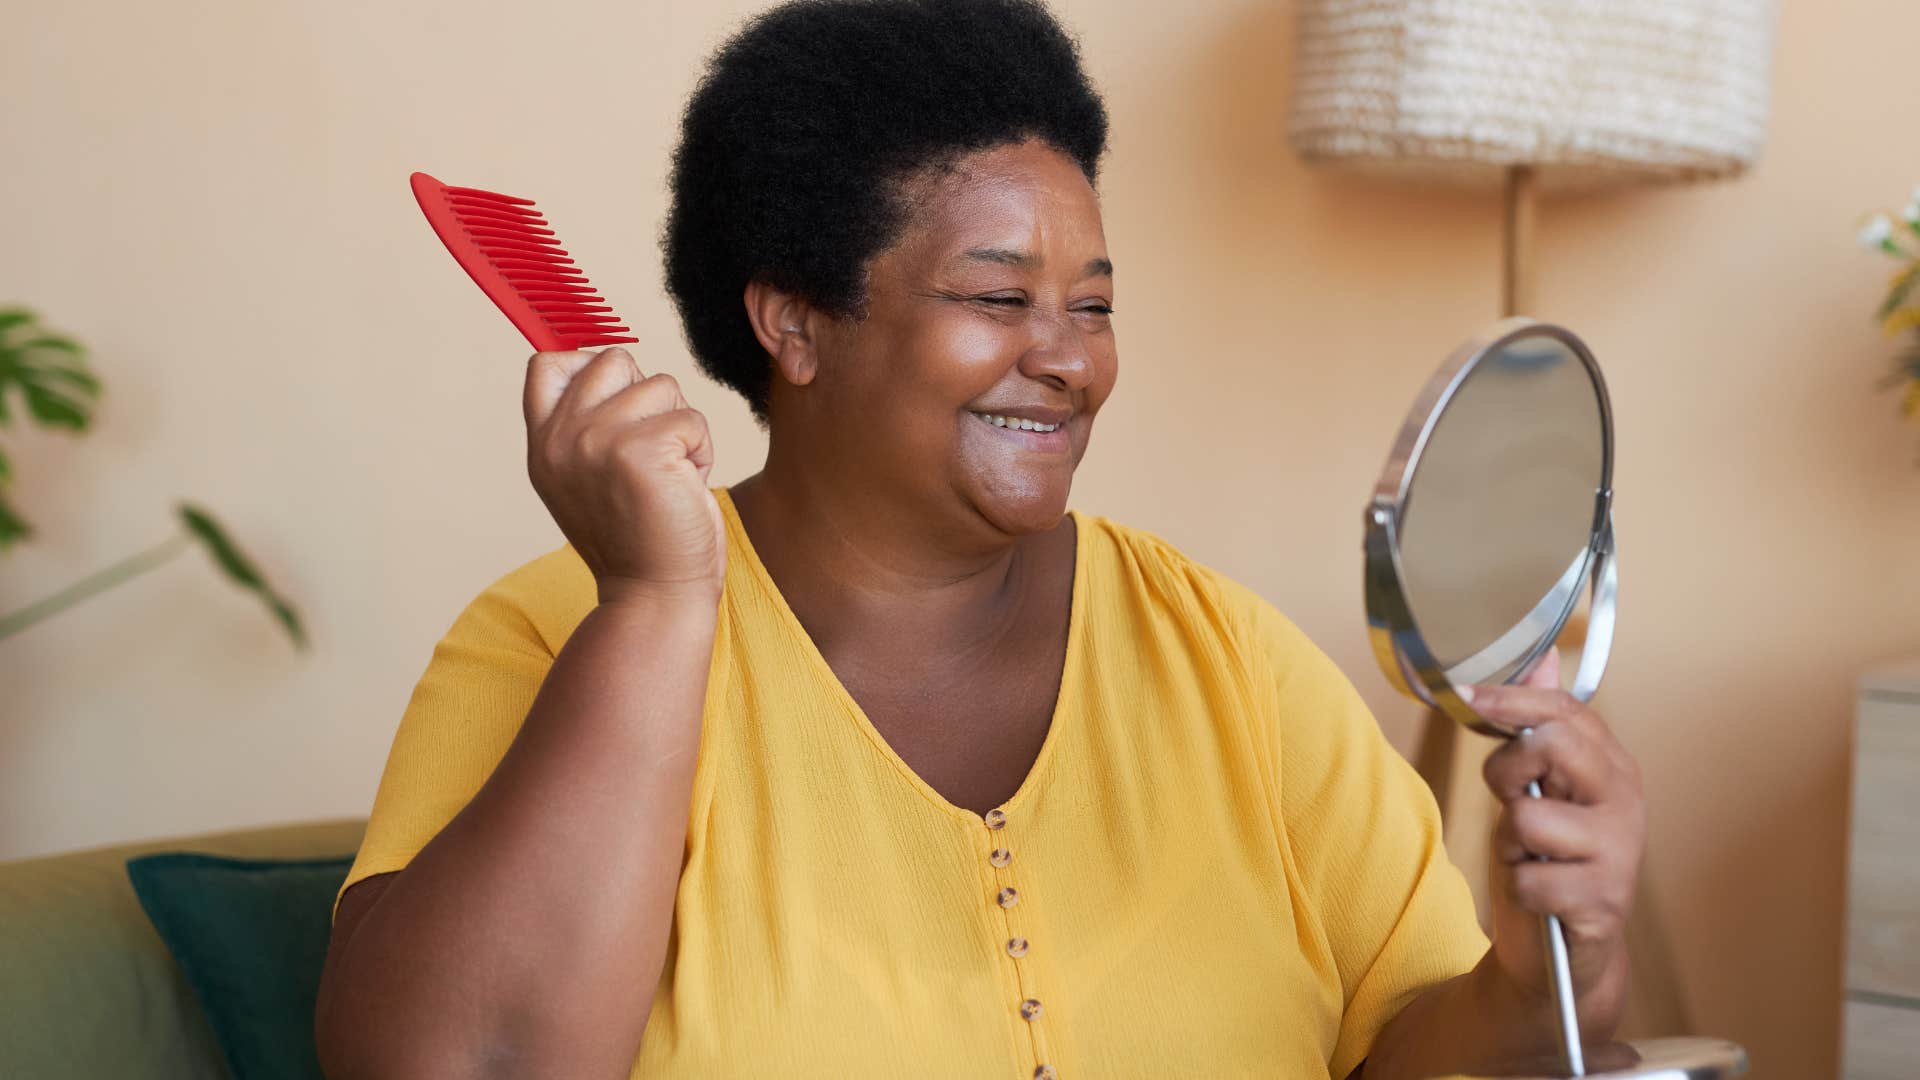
left=997, top=887, right=1020, bottom=909
left=1020, top=998, right=1044, bottom=1021
left=1007, top=936, right=1029, bottom=958
left=984, top=808, right=1008, bottom=830
left=989, top=847, right=1012, bottom=867
left=1035, top=1068, right=1058, bottom=1080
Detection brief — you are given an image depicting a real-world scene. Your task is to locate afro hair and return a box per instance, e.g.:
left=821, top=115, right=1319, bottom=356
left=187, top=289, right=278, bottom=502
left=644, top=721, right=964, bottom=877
left=662, top=0, right=1110, bottom=420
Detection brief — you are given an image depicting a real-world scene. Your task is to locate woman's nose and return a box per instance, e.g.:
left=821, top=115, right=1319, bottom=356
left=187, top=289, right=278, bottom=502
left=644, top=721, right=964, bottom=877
left=1017, top=310, right=1098, bottom=392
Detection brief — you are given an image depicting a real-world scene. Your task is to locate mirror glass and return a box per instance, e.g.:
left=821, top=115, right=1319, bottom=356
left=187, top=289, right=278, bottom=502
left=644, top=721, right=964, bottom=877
left=1396, top=334, right=1606, bottom=684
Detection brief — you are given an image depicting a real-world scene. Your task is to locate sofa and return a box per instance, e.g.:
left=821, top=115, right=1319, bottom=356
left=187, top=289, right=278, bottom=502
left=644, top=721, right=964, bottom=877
left=0, top=819, right=367, bottom=1079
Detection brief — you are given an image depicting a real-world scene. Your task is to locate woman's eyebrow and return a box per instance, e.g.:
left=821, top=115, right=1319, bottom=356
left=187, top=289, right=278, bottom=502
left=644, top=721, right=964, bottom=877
left=960, top=247, right=1115, bottom=279
left=962, top=246, right=1037, bottom=269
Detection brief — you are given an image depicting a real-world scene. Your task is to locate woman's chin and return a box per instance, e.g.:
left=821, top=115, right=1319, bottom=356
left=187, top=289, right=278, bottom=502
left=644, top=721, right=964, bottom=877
left=966, top=474, right=1074, bottom=537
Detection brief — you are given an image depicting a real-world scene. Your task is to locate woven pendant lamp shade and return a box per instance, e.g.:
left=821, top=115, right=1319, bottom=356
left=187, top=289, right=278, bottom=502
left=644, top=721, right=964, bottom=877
left=1288, top=0, right=1779, bottom=191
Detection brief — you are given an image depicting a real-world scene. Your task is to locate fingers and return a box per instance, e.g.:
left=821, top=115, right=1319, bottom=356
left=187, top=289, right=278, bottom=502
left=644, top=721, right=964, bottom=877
left=597, top=372, right=693, bottom=425
left=523, top=350, right=599, bottom=428
left=577, top=374, right=701, bottom=471
left=1499, top=860, right=1631, bottom=940
left=1493, top=797, right=1602, bottom=863
left=524, top=347, right=645, bottom=430
left=622, top=407, right=715, bottom=481
left=1463, top=683, right=1582, bottom=737
left=553, top=346, right=645, bottom=419
left=524, top=349, right=712, bottom=490
left=1481, top=718, right=1619, bottom=804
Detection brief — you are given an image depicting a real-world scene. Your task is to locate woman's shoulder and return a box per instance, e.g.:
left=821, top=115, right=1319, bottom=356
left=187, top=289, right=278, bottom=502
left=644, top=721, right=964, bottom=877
left=1074, top=511, right=1314, bottom=658
left=444, top=542, right=598, bottom=658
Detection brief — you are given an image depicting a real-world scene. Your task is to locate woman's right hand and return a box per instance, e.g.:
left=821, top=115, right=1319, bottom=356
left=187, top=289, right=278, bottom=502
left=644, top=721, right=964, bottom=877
left=522, top=347, right=725, bottom=607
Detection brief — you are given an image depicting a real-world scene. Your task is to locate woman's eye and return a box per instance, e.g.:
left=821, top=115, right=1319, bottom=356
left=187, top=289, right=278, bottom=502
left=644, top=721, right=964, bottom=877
left=968, top=295, right=1112, bottom=317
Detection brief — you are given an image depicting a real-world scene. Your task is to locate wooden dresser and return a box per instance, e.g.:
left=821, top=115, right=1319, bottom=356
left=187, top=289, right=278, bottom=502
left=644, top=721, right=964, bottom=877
left=1844, top=660, right=1920, bottom=1079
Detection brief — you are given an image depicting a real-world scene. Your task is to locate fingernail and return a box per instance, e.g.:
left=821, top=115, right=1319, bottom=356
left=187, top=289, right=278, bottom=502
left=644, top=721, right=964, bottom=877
left=1457, top=685, right=1476, bottom=706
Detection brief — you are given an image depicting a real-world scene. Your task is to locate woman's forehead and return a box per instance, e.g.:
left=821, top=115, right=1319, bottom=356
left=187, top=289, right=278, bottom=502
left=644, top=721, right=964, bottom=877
left=897, top=144, right=1107, bottom=268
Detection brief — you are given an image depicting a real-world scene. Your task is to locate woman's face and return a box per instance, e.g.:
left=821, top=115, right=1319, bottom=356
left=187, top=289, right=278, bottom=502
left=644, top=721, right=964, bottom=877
left=796, top=138, right=1117, bottom=540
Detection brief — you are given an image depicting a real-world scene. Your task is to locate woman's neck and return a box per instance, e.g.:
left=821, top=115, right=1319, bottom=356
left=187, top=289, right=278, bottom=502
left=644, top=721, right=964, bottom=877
left=726, top=460, right=1064, bottom=661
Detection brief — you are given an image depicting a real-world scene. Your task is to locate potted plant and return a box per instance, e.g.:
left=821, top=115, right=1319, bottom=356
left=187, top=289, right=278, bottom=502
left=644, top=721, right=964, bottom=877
left=0, top=308, right=304, bottom=647
left=1857, top=187, right=1920, bottom=426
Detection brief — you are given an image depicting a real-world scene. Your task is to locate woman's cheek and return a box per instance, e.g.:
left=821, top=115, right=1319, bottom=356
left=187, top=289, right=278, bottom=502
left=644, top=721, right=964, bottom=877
left=922, top=320, right=1026, bottom=396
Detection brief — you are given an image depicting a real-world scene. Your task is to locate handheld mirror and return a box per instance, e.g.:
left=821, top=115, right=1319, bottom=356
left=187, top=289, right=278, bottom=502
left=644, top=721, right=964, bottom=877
left=1362, top=319, right=1746, bottom=1079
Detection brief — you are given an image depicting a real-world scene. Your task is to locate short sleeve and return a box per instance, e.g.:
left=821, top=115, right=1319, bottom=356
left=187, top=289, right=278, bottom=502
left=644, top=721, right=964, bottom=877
left=335, top=545, right=596, bottom=914
left=1223, top=577, right=1489, bottom=1080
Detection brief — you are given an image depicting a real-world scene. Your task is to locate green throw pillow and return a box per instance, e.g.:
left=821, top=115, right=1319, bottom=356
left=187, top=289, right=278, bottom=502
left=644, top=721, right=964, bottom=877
left=125, top=852, right=354, bottom=1080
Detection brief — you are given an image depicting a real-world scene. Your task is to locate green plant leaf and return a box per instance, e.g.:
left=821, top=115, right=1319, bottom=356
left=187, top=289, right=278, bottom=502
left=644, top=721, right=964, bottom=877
left=1881, top=264, right=1920, bottom=322
left=0, top=309, right=98, bottom=557
left=21, top=387, right=88, bottom=428
left=0, top=492, right=30, bottom=550
left=0, top=309, right=36, bottom=337
left=0, top=311, right=100, bottom=434
left=177, top=504, right=263, bottom=587
left=0, top=334, right=100, bottom=433
left=175, top=502, right=308, bottom=650
left=16, top=334, right=81, bottom=353
left=22, top=364, right=101, bottom=395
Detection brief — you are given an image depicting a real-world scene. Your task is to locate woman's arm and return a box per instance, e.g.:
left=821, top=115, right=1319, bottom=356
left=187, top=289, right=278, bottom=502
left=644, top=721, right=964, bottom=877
left=315, top=591, right=715, bottom=1079
left=1357, top=946, right=1628, bottom=1078
left=317, top=347, right=728, bottom=1078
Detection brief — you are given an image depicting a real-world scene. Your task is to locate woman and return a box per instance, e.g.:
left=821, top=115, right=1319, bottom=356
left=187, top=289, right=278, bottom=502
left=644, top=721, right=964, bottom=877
left=315, top=1, right=1645, bottom=1077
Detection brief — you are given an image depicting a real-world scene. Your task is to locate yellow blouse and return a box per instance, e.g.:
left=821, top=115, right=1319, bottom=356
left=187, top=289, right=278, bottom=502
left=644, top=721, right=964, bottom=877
left=341, top=488, right=1487, bottom=1079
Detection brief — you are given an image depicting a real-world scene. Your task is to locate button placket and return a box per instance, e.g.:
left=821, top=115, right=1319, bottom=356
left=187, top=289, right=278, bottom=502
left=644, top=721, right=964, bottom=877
left=983, top=807, right=1056, bottom=1078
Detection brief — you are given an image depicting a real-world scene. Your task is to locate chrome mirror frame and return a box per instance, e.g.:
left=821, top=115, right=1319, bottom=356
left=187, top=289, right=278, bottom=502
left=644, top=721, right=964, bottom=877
left=1363, top=317, right=1619, bottom=737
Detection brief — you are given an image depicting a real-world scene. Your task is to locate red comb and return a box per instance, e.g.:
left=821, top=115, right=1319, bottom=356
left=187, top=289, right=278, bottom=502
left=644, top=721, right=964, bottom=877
left=410, top=171, right=638, bottom=352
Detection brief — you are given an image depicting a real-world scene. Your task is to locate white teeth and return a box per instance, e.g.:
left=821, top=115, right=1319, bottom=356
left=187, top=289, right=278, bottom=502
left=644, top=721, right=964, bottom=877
left=972, top=412, right=1060, bottom=433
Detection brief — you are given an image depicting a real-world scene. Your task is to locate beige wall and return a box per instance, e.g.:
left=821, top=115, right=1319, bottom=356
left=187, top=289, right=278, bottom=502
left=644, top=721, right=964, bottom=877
left=4, top=1, right=1915, bottom=1075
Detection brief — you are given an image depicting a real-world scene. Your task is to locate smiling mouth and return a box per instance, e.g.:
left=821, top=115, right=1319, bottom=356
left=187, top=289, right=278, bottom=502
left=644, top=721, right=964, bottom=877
left=969, top=411, right=1062, bottom=433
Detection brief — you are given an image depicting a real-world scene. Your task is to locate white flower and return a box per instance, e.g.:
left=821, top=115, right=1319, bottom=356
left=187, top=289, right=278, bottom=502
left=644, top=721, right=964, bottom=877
left=1860, top=213, right=1895, bottom=249
left=1905, top=200, right=1920, bottom=225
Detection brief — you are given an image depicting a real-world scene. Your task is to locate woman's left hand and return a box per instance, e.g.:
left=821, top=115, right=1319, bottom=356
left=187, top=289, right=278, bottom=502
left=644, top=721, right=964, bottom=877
left=1466, top=647, right=1646, bottom=1029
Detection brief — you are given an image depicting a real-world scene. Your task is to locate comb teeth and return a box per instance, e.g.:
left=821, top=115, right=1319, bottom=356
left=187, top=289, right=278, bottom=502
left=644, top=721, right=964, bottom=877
left=411, top=172, right=639, bottom=351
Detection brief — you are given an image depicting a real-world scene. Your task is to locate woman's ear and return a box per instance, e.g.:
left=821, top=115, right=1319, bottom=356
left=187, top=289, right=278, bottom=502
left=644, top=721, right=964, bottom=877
left=744, top=278, right=819, bottom=388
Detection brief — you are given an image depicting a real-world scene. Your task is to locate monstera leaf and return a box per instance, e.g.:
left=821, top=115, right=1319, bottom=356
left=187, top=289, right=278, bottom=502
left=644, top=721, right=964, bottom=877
left=0, top=308, right=102, bottom=549
left=0, top=308, right=99, bottom=432
left=0, top=444, right=22, bottom=547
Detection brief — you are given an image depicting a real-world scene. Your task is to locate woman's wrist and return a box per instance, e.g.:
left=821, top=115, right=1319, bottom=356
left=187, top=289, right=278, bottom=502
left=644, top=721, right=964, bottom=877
left=596, top=574, right=723, bottom=611
left=1471, top=940, right=1631, bottom=1054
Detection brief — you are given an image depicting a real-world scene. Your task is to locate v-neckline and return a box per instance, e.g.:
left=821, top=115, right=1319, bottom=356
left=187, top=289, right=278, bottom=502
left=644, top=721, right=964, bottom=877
left=714, top=486, right=1088, bottom=830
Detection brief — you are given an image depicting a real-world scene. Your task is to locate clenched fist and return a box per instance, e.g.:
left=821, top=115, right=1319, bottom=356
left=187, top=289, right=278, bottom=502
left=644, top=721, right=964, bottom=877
left=522, top=347, right=725, bottom=607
